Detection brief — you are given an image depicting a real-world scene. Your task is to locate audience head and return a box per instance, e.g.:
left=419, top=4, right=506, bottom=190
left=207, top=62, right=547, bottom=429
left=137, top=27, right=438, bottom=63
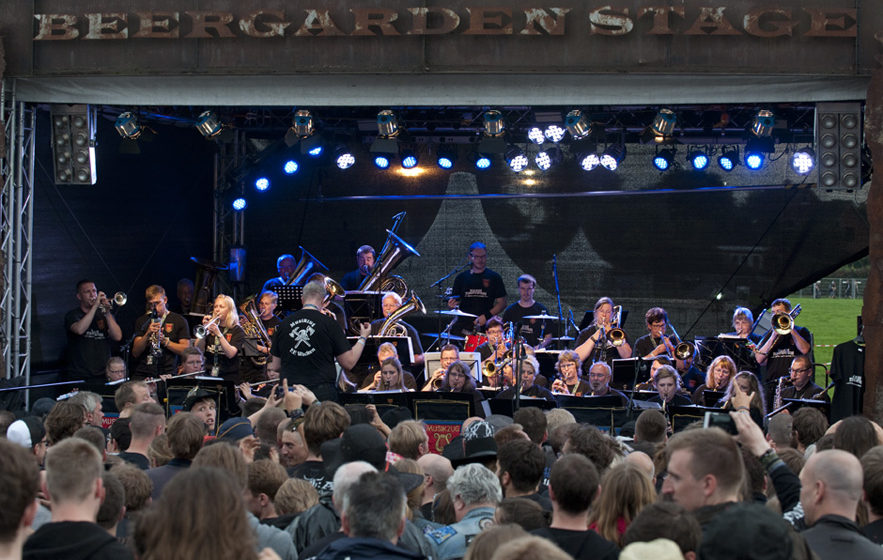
left=135, top=467, right=256, bottom=560
left=0, top=439, right=41, bottom=546
left=589, top=462, right=656, bottom=545
left=447, top=463, right=503, bottom=520
left=800, top=449, right=864, bottom=525
left=861, top=446, right=883, bottom=519
left=699, top=502, right=793, bottom=560
left=68, top=391, right=104, bottom=427
left=623, top=501, right=701, bottom=560
left=114, top=381, right=154, bottom=414
left=332, top=461, right=377, bottom=511
left=192, top=442, right=248, bottom=491
left=44, top=438, right=103, bottom=510
left=274, top=478, right=319, bottom=516
left=662, top=427, right=744, bottom=511
left=44, top=401, right=86, bottom=444
left=165, top=412, right=205, bottom=461
left=388, top=420, right=429, bottom=460
left=494, top=498, right=547, bottom=532
left=549, top=453, right=599, bottom=514
left=488, top=535, right=572, bottom=560
left=832, top=415, right=879, bottom=459
left=497, top=439, right=544, bottom=495
left=464, top=524, right=528, bottom=560
left=246, top=459, right=288, bottom=517
left=635, top=409, right=667, bottom=444
left=303, top=402, right=350, bottom=457
left=96, top=471, right=126, bottom=532
left=792, top=407, right=829, bottom=451
left=129, top=402, right=166, bottom=441
left=512, top=407, right=546, bottom=445
left=341, top=471, right=407, bottom=544
left=563, top=424, right=619, bottom=473
left=767, top=413, right=794, bottom=450
left=109, top=463, right=152, bottom=514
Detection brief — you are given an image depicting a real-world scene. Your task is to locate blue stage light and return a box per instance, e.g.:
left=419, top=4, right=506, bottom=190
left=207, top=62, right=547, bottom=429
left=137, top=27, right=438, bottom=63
left=504, top=146, right=529, bottom=172
left=791, top=148, right=815, bottom=175
left=690, top=150, right=709, bottom=170
left=475, top=155, right=492, bottom=169
left=745, top=152, right=764, bottom=170
left=254, top=177, right=270, bottom=192
left=283, top=160, right=299, bottom=174
left=527, top=127, right=545, bottom=145
left=400, top=150, right=418, bottom=169
left=374, top=155, right=391, bottom=169
left=653, top=148, right=675, bottom=171
left=232, top=197, right=247, bottom=211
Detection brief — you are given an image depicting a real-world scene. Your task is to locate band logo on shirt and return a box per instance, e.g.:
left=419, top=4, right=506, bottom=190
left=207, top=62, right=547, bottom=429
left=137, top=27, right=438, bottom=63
left=289, top=318, right=317, bottom=357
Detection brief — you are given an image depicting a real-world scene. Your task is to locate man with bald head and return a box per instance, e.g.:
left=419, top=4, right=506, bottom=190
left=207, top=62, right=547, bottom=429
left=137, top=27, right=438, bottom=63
left=417, top=453, right=454, bottom=521
left=800, top=449, right=883, bottom=559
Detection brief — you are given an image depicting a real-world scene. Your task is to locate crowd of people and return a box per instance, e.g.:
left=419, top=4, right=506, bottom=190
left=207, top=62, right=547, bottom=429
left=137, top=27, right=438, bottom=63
left=15, top=239, right=869, bottom=559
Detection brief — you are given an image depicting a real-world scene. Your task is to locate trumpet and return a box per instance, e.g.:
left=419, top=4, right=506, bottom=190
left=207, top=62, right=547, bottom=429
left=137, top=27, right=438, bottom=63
left=194, top=315, right=220, bottom=339
left=99, top=291, right=127, bottom=313
left=772, top=304, right=802, bottom=336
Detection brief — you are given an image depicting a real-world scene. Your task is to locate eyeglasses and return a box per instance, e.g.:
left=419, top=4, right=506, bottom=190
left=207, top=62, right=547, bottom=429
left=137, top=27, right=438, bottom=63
left=449, top=371, right=466, bottom=378
left=789, top=367, right=811, bottom=374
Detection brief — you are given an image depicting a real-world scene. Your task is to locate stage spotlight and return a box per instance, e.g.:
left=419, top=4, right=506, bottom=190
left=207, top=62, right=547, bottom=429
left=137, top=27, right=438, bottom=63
left=472, top=153, right=492, bottom=170
left=483, top=110, right=505, bottom=137
left=436, top=145, right=457, bottom=169
left=504, top=145, right=529, bottom=172
left=376, top=109, right=399, bottom=138
left=650, top=108, right=677, bottom=140
left=717, top=148, right=738, bottom=171
left=750, top=109, right=775, bottom=137
left=688, top=148, right=709, bottom=170
left=577, top=151, right=601, bottom=172
left=254, top=177, right=270, bottom=192
left=400, top=150, right=419, bottom=169
left=653, top=148, right=676, bottom=171
left=791, top=147, right=816, bottom=175
left=565, top=110, right=590, bottom=139
left=195, top=111, right=223, bottom=138
left=535, top=147, right=563, bottom=171
left=374, top=154, right=392, bottom=169
left=527, top=127, right=545, bottom=145
left=283, top=160, right=299, bottom=174
left=544, top=124, right=566, bottom=143
left=744, top=151, right=764, bottom=170
left=114, top=112, right=142, bottom=139
left=600, top=144, right=626, bottom=171
left=744, top=137, right=774, bottom=170
left=334, top=146, right=355, bottom=170
left=232, top=197, right=247, bottom=211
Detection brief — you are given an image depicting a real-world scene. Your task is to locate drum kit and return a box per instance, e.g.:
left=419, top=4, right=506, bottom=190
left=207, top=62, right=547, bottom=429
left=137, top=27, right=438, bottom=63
left=426, top=309, right=575, bottom=349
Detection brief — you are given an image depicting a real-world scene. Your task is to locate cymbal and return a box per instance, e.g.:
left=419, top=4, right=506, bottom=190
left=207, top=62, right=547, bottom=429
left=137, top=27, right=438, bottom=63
left=421, top=332, right=466, bottom=341
left=436, top=309, right=477, bottom=318
left=523, top=313, right=559, bottom=321
left=550, top=336, right=575, bottom=341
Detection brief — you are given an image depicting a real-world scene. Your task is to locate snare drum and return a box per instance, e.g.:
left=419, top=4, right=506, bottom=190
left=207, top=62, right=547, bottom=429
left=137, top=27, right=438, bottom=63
left=464, top=334, right=488, bottom=352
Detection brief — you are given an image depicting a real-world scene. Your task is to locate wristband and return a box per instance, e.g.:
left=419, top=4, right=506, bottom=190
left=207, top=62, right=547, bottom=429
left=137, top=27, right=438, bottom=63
left=736, top=406, right=749, bottom=411
left=357, top=336, right=367, bottom=345
left=758, top=448, right=779, bottom=470
left=288, top=409, right=304, bottom=420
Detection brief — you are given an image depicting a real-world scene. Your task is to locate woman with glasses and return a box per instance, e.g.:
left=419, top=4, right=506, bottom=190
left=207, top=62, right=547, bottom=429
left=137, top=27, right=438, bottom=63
left=551, top=351, right=589, bottom=396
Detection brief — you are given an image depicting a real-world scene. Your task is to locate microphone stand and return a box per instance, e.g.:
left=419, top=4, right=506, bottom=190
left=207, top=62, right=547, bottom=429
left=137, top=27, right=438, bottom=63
left=625, top=358, right=643, bottom=421
left=552, top=254, right=564, bottom=342
left=512, top=323, right=524, bottom=412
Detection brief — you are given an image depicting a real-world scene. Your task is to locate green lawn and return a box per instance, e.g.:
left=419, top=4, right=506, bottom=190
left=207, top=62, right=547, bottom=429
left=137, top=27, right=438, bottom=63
left=783, top=295, right=863, bottom=386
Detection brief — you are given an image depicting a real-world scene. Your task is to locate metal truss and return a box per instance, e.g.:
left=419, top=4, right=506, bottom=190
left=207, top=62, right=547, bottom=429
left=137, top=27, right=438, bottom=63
left=213, top=129, right=246, bottom=301
left=0, top=80, right=36, bottom=392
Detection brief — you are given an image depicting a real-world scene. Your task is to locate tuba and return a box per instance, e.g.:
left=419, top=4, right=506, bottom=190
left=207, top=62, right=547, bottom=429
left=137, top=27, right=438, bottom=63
left=358, top=230, right=420, bottom=292
left=239, top=297, right=272, bottom=366
left=379, top=291, right=426, bottom=336
left=285, top=246, right=329, bottom=287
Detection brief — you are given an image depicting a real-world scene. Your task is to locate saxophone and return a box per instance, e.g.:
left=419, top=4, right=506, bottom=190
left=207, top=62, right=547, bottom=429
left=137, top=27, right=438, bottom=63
left=773, top=376, right=791, bottom=410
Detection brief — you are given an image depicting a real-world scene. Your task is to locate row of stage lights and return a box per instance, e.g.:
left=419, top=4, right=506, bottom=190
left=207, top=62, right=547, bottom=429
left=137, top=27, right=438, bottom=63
left=115, top=107, right=817, bottom=211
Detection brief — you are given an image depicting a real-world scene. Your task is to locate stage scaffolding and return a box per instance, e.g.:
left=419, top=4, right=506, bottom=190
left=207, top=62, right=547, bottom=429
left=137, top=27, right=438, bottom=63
left=0, top=80, right=35, bottom=392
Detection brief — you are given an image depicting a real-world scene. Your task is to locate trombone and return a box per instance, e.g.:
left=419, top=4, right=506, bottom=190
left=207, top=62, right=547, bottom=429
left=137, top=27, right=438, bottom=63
left=664, top=321, right=695, bottom=361
left=772, top=304, right=802, bottom=336
left=606, top=305, right=626, bottom=347
left=194, top=315, right=220, bottom=339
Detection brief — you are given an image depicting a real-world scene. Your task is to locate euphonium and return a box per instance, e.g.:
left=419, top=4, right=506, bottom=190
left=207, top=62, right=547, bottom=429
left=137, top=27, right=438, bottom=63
left=379, top=291, right=426, bottom=336
left=674, top=341, right=696, bottom=361
left=772, top=304, right=802, bottom=336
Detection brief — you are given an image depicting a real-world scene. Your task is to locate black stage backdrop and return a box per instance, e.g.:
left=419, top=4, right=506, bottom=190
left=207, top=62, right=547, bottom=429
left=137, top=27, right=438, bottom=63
left=31, top=114, right=868, bottom=370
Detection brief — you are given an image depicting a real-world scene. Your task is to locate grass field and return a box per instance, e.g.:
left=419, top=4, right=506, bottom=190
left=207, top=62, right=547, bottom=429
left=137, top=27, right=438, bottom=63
left=783, top=295, right=863, bottom=386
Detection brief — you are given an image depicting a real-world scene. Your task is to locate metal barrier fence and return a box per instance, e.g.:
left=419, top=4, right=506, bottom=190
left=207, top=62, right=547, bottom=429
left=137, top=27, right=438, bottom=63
left=794, top=277, right=865, bottom=299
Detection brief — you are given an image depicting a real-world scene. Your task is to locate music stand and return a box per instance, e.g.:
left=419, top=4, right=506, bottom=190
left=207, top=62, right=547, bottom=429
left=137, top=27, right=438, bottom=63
left=783, top=398, right=830, bottom=417
left=276, top=286, right=304, bottom=313
left=489, top=397, right=557, bottom=417
left=715, top=335, right=758, bottom=372
left=344, top=292, right=383, bottom=334
left=340, top=392, right=413, bottom=418
left=669, top=405, right=714, bottom=433
left=534, top=350, right=562, bottom=379
left=612, top=358, right=651, bottom=391
left=556, top=395, right=624, bottom=431
left=412, top=392, right=475, bottom=421
left=701, top=390, right=726, bottom=407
